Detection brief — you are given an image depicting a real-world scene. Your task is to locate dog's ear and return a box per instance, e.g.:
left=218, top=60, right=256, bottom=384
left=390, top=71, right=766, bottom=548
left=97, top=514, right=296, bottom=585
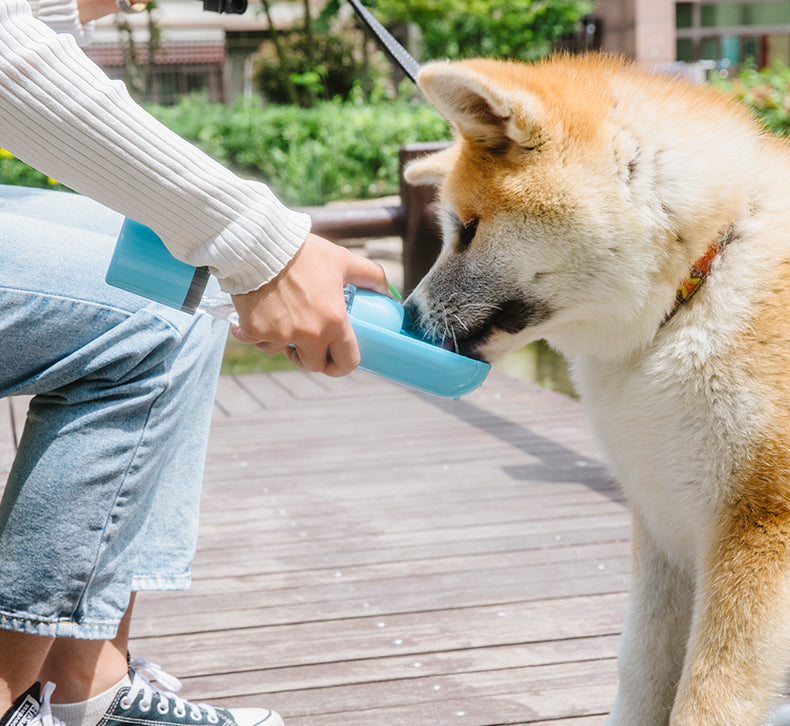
left=404, top=145, right=457, bottom=187
left=418, top=60, right=543, bottom=152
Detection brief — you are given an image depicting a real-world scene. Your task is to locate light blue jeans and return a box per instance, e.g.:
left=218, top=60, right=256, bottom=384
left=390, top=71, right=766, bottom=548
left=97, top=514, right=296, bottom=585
left=0, top=185, right=228, bottom=639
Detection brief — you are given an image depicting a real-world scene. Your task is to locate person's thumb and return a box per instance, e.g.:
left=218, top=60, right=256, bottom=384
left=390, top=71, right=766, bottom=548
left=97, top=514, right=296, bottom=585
left=344, top=255, right=391, bottom=297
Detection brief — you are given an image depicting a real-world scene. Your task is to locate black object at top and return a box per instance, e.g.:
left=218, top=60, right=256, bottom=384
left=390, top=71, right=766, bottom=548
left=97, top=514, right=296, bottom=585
left=203, top=0, right=247, bottom=14
left=346, top=0, right=421, bottom=85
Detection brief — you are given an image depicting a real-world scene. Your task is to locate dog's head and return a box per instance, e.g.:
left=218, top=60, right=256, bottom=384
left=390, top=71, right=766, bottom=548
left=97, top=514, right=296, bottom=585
left=403, top=56, right=741, bottom=362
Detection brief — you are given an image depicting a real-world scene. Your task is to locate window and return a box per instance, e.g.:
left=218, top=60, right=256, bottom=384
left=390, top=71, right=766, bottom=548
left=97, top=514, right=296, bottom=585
left=675, top=0, right=790, bottom=66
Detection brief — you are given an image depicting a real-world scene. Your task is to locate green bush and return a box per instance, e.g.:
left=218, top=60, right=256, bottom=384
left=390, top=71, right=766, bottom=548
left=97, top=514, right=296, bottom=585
left=145, top=92, right=451, bottom=206
left=1, top=94, right=449, bottom=205
left=375, top=0, right=594, bottom=61
left=253, top=28, right=380, bottom=106
left=711, top=62, right=790, bottom=135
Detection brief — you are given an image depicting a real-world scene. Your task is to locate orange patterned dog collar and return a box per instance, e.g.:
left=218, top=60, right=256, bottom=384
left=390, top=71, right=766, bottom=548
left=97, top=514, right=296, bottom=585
left=664, top=222, right=735, bottom=324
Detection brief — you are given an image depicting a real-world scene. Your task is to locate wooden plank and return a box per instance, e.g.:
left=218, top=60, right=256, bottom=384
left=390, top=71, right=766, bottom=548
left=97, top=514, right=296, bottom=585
left=176, top=636, right=620, bottom=698
left=0, top=396, right=32, bottom=487
left=181, top=539, right=630, bottom=585
left=203, top=659, right=615, bottom=725
left=131, top=592, right=627, bottom=676
left=131, top=572, right=629, bottom=638
left=195, top=472, right=621, bottom=511
left=234, top=372, right=298, bottom=409
left=192, top=519, right=631, bottom=564
left=200, top=428, right=608, bottom=484
left=225, top=659, right=619, bottom=723
left=125, top=371, right=629, bottom=724
left=135, top=528, right=628, bottom=614
left=267, top=370, right=331, bottom=400
left=0, top=400, right=16, bottom=488
left=213, top=375, right=267, bottom=418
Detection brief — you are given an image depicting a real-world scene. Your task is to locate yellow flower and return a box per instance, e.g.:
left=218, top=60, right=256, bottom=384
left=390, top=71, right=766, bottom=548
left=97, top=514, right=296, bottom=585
left=47, top=177, right=60, bottom=186
left=0, top=148, right=14, bottom=159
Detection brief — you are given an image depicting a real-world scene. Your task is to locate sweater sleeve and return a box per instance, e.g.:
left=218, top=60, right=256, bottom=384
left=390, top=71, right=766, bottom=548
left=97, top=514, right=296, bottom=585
left=0, top=0, right=312, bottom=294
left=26, top=0, right=94, bottom=46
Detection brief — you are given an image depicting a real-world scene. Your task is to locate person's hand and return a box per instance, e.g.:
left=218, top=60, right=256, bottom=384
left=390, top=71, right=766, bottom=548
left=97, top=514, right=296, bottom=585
left=77, top=0, right=149, bottom=22
left=230, top=233, right=391, bottom=377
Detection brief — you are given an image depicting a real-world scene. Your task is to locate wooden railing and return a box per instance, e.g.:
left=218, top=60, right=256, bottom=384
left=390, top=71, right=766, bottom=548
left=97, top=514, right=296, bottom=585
left=299, top=141, right=447, bottom=293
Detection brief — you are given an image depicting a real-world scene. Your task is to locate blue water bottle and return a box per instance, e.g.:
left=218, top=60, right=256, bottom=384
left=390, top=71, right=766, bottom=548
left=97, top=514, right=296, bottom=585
left=105, top=218, right=490, bottom=398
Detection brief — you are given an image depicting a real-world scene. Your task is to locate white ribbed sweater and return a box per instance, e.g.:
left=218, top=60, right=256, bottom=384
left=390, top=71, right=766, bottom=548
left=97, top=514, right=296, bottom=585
left=0, top=0, right=311, bottom=294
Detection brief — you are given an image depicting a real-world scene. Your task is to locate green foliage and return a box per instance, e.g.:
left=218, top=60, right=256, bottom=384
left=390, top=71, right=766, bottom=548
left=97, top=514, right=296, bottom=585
left=221, top=336, right=296, bottom=374
left=374, top=0, right=595, bottom=61
left=145, top=92, right=451, bottom=206
left=711, top=62, right=790, bottom=135
left=253, top=28, right=381, bottom=106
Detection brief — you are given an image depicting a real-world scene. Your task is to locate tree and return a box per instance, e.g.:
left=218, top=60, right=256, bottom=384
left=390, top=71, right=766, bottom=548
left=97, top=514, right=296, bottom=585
left=116, top=2, right=161, bottom=100
left=372, top=0, right=594, bottom=62
left=255, top=0, right=386, bottom=106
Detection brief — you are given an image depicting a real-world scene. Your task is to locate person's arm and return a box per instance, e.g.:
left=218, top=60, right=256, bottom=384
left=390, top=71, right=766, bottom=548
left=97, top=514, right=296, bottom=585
left=0, top=0, right=389, bottom=374
left=75, top=0, right=123, bottom=23
left=0, top=0, right=311, bottom=293
left=26, top=0, right=98, bottom=45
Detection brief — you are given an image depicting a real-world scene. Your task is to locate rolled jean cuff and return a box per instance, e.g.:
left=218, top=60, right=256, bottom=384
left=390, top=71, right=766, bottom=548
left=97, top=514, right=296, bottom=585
left=0, top=609, right=123, bottom=640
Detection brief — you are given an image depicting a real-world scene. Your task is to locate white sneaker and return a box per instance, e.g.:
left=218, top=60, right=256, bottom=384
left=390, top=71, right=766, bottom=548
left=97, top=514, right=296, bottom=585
left=105, top=659, right=283, bottom=726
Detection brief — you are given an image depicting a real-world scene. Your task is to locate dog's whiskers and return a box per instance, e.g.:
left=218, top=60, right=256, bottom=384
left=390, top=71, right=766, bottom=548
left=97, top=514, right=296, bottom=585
left=451, top=313, right=469, bottom=333
left=450, top=326, right=459, bottom=353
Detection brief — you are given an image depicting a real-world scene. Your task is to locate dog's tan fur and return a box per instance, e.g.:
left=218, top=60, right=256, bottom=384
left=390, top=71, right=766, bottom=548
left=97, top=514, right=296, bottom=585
left=404, top=54, right=790, bottom=724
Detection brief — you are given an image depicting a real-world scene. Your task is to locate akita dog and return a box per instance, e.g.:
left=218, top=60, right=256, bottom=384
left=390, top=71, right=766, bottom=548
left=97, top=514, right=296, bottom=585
left=403, top=54, right=790, bottom=725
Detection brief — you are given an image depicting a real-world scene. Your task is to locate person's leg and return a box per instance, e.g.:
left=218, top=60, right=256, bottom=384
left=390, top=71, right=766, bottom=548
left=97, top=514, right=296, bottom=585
left=39, top=596, right=135, bottom=704
left=0, top=187, right=282, bottom=726
left=0, top=630, right=53, bottom=715
left=0, top=185, right=227, bottom=636
left=0, top=186, right=227, bottom=706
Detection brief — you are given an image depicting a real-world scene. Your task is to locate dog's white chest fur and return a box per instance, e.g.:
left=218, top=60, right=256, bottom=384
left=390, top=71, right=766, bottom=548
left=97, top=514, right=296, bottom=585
left=573, top=316, right=763, bottom=571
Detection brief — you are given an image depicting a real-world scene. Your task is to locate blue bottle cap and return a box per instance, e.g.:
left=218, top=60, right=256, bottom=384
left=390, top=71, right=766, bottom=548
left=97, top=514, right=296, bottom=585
left=105, top=218, right=208, bottom=313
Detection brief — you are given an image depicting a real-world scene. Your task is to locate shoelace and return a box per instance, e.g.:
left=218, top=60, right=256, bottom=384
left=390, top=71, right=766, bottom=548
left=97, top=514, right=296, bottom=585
left=32, top=683, right=65, bottom=726
left=121, top=659, right=220, bottom=723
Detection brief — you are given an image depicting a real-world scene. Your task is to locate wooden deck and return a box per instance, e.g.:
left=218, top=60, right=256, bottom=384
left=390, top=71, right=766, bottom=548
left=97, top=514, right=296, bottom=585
left=1, top=370, right=631, bottom=725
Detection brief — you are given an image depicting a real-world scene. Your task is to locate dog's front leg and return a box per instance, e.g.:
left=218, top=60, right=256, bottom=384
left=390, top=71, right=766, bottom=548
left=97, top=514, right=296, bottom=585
left=670, top=497, right=790, bottom=726
left=607, top=510, right=694, bottom=726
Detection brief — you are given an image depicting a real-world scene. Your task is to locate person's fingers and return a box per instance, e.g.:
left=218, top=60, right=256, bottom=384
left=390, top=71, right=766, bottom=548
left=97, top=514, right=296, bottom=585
left=286, top=318, right=360, bottom=376
left=323, top=322, right=362, bottom=377
left=230, top=324, right=256, bottom=344
left=231, top=325, right=289, bottom=355
left=284, top=345, right=303, bottom=368
left=228, top=238, right=391, bottom=378
left=255, top=341, right=289, bottom=354
left=344, top=255, right=390, bottom=296
left=231, top=324, right=282, bottom=346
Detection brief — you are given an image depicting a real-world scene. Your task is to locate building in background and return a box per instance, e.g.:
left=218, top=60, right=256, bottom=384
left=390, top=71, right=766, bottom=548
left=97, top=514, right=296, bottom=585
left=86, top=0, right=303, bottom=103
left=86, top=0, right=790, bottom=105
left=674, top=1, right=790, bottom=68
left=594, top=0, right=790, bottom=68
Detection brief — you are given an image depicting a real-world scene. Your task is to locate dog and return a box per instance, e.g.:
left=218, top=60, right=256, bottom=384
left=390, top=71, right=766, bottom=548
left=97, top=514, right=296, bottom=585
left=403, top=54, right=790, bottom=725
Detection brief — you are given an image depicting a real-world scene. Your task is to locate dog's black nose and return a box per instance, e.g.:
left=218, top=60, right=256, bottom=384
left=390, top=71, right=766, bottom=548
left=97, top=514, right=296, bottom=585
left=401, top=297, right=425, bottom=339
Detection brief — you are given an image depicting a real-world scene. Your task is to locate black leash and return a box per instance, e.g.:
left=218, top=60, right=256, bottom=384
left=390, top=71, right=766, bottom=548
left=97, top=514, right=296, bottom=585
left=346, top=0, right=422, bottom=85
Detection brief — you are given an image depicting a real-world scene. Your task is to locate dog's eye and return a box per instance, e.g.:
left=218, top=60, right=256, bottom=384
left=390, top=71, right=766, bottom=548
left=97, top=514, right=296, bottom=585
left=458, top=218, right=479, bottom=251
